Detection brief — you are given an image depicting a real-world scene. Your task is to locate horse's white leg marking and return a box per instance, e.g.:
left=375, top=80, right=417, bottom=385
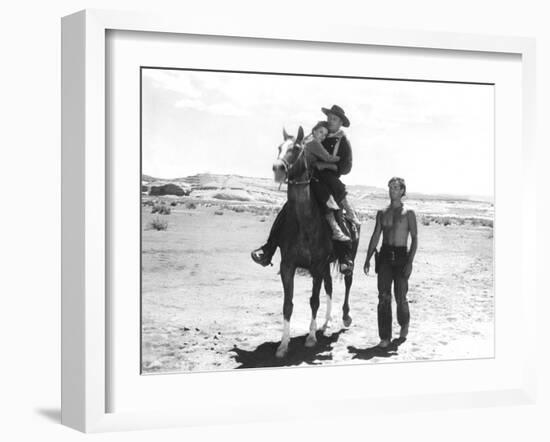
left=305, top=318, right=317, bottom=347
left=276, top=319, right=290, bottom=358
left=322, top=294, right=333, bottom=334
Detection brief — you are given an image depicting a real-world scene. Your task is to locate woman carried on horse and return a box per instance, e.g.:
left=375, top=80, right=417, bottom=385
left=266, top=125, right=360, bottom=358
left=251, top=104, right=360, bottom=270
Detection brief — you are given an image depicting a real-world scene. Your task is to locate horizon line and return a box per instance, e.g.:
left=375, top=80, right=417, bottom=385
left=142, top=171, right=493, bottom=202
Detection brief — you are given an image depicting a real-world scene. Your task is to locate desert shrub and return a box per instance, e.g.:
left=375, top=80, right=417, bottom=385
left=152, top=204, right=171, bottom=215
left=186, top=202, right=197, bottom=209
left=170, top=201, right=177, bottom=207
left=253, top=208, right=270, bottom=217
left=434, top=217, right=452, bottom=226
left=214, top=210, right=224, bottom=216
left=259, top=217, right=266, bottom=222
left=148, top=217, right=168, bottom=231
left=421, top=217, right=431, bottom=226
left=479, top=218, right=493, bottom=228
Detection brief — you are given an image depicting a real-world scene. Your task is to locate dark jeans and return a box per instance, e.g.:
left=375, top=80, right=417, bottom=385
left=314, top=170, right=347, bottom=204
left=377, top=245, right=411, bottom=341
left=264, top=203, right=288, bottom=252
left=310, top=179, right=332, bottom=214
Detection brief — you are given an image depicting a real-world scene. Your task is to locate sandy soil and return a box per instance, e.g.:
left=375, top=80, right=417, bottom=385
left=141, top=205, right=494, bottom=374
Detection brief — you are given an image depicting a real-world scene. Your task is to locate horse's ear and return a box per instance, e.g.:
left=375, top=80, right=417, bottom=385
left=296, top=126, right=304, bottom=144
left=283, top=128, right=291, bottom=141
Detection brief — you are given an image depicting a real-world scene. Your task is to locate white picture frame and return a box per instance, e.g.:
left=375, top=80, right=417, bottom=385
left=61, top=9, right=537, bottom=433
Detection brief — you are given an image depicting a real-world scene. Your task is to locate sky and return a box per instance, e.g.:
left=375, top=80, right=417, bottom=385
left=142, top=68, right=494, bottom=198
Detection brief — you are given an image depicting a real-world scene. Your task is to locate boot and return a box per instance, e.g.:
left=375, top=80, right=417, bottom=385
left=325, top=212, right=351, bottom=242
left=326, top=195, right=340, bottom=211
left=340, top=197, right=361, bottom=226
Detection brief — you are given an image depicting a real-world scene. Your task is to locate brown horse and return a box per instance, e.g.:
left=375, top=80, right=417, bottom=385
left=272, top=127, right=360, bottom=358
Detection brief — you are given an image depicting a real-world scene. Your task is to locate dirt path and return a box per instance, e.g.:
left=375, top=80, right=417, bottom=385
left=141, top=206, right=494, bottom=373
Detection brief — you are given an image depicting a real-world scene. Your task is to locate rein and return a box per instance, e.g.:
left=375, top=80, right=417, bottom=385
left=282, top=143, right=312, bottom=186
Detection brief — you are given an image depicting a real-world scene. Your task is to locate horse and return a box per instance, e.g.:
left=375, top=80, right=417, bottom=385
left=271, top=126, right=360, bottom=358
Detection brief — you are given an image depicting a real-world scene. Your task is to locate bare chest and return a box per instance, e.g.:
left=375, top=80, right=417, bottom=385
left=382, top=208, right=409, bottom=231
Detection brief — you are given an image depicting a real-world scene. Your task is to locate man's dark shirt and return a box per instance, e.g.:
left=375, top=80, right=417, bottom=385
left=321, top=131, right=352, bottom=177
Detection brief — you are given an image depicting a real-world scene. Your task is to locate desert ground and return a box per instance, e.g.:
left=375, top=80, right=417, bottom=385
left=141, top=181, right=494, bottom=374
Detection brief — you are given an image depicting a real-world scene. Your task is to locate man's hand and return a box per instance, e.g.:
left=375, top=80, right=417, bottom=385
left=404, top=262, right=413, bottom=279
left=363, top=260, right=370, bottom=276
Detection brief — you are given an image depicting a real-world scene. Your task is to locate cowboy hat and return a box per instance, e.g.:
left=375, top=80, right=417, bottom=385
left=321, top=104, right=350, bottom=127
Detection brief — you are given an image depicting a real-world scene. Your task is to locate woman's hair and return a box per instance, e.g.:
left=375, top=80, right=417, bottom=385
left=311, top=121, right=328, bottom=134
left=388, top=176, right=407, bottom=196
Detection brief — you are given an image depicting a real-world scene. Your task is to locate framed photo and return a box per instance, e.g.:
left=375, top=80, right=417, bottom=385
left=61, top=9, right=537, bottom=433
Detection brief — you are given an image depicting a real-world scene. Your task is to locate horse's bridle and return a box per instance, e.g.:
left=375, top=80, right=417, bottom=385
left=279, top=142, right=312, bottom=186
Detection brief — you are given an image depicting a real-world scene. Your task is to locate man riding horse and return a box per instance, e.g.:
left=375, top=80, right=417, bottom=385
left=268, top=124, right=360, bottom=358
left=251, top=104, right=360, bottom=272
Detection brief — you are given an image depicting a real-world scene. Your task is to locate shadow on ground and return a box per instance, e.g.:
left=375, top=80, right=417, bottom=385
left=347, top=338, right=407, bottom=361
left=231, top=329, right=346, bottom=368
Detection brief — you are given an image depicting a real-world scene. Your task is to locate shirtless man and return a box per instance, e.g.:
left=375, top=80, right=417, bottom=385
left=363, top=177, right=418, bottom=348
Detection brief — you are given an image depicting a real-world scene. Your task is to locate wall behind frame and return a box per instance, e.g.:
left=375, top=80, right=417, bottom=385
left=0, top=1, right=548, bottom=441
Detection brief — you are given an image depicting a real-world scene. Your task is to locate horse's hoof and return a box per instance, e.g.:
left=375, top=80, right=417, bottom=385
left=322, top=321, right=333, bottom=335
left=305, top=335, right=317, bottom=348
left=276, top=345, right=288, bottom=359
left=343, top=316, right=352, bottom=328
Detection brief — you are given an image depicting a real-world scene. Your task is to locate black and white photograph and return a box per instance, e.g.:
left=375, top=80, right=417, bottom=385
left=140, top=67, right=494, bottom=373
left=6, top=0, right=547, bottom=438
